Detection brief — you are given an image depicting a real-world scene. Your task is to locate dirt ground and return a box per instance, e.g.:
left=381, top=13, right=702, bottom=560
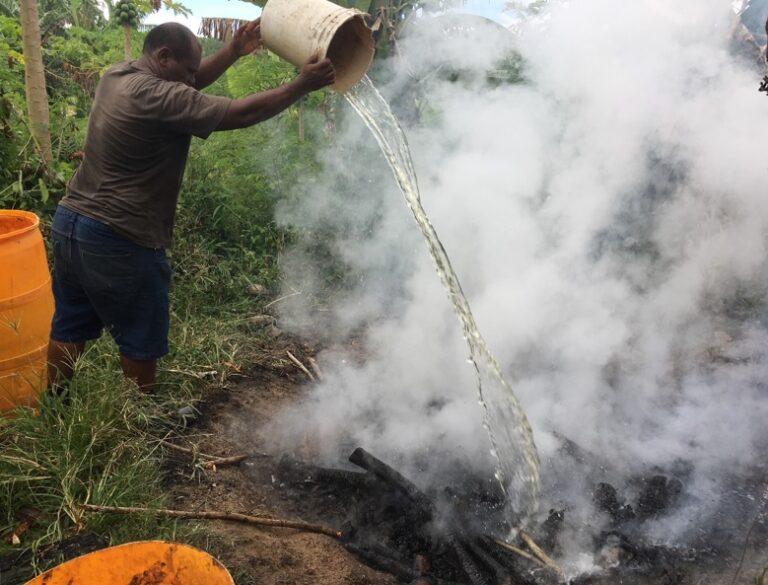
left=167, top=335, right=399, bottom=585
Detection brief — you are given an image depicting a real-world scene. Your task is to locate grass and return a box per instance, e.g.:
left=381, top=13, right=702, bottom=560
left=0, top=336, right=196, bottom=572
left=0, top=308, right=258, bottom=581
left=0, top=194, right=282, bottom=583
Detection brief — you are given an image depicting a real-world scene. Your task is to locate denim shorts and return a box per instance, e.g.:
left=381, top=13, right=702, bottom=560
left=50, top=205, right=170, bottom=360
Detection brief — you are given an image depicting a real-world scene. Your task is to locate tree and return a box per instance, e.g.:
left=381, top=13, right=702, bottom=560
left=19, top=0, right=53, bottom=165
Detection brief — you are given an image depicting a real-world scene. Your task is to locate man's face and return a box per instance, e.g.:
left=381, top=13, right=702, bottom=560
left=157, top=41, right=202, bottom=86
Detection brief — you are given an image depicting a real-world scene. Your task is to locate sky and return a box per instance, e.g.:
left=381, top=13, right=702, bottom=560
left=142, top=0, right=511, bottom=36
left=143, top=0, right=263, bottom=36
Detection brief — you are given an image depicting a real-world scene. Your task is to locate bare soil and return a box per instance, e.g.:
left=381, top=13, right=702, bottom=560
left=166, top=335, right=398, bottom=585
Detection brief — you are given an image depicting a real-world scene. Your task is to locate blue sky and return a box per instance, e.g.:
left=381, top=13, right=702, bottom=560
left=143, top=0, right=510, bottom=34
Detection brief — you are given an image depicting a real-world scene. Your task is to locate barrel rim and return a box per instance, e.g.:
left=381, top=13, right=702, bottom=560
left=0, top=210, right=41, bottom=241
left=22, top=540, right=235, bottom=585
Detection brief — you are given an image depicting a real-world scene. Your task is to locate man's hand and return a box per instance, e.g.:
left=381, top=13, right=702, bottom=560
left=230, top=18, right=262, bottom=57
left=297, top=53, right=336, bottom=92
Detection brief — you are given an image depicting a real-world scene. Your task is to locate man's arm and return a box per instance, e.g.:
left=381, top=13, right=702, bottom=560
left=216, top=55, right=335, bottom=130
left=194, top=19, right=261, bottom=91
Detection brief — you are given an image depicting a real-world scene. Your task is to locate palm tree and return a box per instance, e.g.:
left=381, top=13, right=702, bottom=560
left=19, top=0, right=53, bottom=166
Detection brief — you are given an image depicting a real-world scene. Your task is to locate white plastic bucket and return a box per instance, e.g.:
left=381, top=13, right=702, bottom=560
left=261, top=0, right=375, bottom=93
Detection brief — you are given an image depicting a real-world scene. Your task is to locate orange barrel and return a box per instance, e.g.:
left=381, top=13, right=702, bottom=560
left=0, top=210, right=53, bottom=412
left=23, top=541, right=235, bottom=584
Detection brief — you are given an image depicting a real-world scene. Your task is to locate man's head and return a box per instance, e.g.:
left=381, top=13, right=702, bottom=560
left=142, top=23, right=201, bottom=86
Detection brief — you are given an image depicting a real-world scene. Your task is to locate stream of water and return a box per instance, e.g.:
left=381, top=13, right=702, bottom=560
left=345, top=75, right=541, bottom=523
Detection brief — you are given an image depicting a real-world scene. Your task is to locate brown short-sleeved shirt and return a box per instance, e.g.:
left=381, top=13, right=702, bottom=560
left=60, top=60, right=231, bottom=248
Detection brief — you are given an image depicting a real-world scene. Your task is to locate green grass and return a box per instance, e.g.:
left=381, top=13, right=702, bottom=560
left=0, top=314, right=252, bottom=579
left=0, top=212, right=276, bottom=582
left=0, top=349, right=171, bottom=575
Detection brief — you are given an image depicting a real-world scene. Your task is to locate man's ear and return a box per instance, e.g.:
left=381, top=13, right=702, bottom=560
left=156, top=47, right=173, bottom=67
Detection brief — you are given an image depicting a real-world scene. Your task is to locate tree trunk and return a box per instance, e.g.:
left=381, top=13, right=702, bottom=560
left=123, top=24, right=132, bottom=61
left=19, top=0, right=52, bottom=166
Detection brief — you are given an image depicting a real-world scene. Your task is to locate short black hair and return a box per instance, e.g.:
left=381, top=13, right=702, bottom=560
left=142, top=22, right=196, bottom=57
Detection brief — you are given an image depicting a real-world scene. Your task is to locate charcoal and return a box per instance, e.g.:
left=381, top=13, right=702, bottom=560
left=635, top=475, right=682, bottom=521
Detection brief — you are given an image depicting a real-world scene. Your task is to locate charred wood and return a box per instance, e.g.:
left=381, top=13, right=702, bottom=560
left=463, top=537, right=513, bottom=584
left=449, top=536, right=493, bottom=585
left=349, top=447, right=434, bottom=514
left=635, top=475, right=682, bottom=521
left=593, top=483, right=636, bottom=525
left=276, top=456, right=377, bottom=492
left=539, top=509, right=565, bottom=554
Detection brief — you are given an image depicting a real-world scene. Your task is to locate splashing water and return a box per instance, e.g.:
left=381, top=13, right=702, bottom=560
left=345, top=75, right=541, bottom=524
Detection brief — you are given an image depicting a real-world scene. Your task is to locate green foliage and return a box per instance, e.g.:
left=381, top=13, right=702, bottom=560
left=0, top=18, right=144, bottom=210
left=227, top=51, right=296, bottom=96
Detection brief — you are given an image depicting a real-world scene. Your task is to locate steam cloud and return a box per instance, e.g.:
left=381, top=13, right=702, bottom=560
left=265, top=0, right=768, bottom=556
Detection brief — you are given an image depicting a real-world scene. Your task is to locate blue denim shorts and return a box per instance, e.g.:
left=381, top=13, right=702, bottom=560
left=50, top=205, right=170, bottom=360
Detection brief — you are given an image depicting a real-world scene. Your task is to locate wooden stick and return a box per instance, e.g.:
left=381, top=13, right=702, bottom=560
left=264, top=290, right=301, bottom=310
left=160, top=440, right=200, bottom=456
left=286, top=351, right=316, bottom=381
left=159, top=439, right=266, bottom=465
left=493, top=538, right=538, bottom=564
left=520, top=531, right=564, bottom=575
left=201, top=455, right=248, bottom=469
left=307, top=356, right=324, bottom=381
left=78, top=504, right=341, bottom=539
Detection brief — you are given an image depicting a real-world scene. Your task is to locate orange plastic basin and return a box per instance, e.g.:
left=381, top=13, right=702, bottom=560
left=0, top=210, right=53, bottom=412
left=24, top=541, right=235, bottom=584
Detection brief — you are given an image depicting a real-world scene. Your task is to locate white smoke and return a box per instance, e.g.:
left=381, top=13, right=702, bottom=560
left=268, top=0, right=768, bottom=556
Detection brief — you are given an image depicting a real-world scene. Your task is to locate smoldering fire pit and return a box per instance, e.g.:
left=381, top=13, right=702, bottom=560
left=255, top=442, right=766, bottom=585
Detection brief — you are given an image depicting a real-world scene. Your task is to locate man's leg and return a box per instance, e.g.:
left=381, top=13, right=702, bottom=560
left=48, top=207, right=102, bottom=396
left=120, top=356, right=157, bottom=392
left=47, top=340, right=86, bottom=389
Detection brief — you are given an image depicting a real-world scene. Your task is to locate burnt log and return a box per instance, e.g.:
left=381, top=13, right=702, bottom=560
left=463, top=537, right=513, bottom=584
left=449, top=537, right=493, bottom=585
left=593, top=484, right=635, bottom=525
left=635, top=475, right=682, bottom=521
left=539, top=509, right=565, bottom=554
left=349, top=448, right=434, bottom=514
left=276, top=456, right=377, bottom=491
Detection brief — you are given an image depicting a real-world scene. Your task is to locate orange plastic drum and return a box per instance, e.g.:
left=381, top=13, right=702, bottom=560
left=0, top=210, right=53, bottom=412
left=23, top=541, right=235, bottom=584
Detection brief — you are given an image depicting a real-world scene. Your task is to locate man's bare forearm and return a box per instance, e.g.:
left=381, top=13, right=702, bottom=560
left=216, top=78, right=310, bottom=130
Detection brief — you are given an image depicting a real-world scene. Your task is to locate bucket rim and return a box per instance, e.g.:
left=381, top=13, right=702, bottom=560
left=324, top=12, right=374, bottom=93
left=0, top=210, right=40, bottom=241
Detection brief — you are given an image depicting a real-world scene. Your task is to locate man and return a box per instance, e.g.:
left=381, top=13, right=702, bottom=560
left=48, top=20, right=335, bottom=392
